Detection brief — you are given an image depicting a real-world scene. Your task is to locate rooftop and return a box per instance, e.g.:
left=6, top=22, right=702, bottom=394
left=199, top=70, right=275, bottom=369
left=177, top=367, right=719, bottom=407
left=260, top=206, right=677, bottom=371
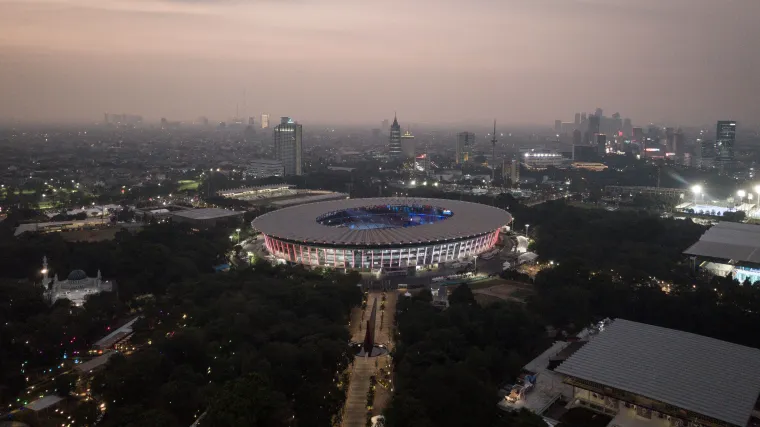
left=684, top=222, right=760, bottom=263
left=24, top=395, right=64, bottom=412
left=252, top=197, right=512, bottom=246
left=171, top=208, right=243, bottom=221
left=555, top=319, right=760, bottom=427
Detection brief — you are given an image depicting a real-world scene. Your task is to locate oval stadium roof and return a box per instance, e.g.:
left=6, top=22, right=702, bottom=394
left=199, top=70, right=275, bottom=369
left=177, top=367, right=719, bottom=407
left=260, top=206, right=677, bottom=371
left=252, top=197, right=512, bottom=246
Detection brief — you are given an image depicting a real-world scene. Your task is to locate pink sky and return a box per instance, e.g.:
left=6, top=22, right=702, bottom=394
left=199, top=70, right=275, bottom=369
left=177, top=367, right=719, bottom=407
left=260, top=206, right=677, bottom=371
left=0, top=0, right=758, bottom=125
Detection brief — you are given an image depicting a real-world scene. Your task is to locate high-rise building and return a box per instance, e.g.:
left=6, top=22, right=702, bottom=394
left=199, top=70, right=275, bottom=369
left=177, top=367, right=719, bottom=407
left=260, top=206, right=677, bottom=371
left=261, top=114, right=270, bottom=129
left=389, top=115, right=402, bottom=158
left=588, top=116, right=601, bottom=143
left=715, top=120, right=737, bottom=166
left=401, top=130, right=415, bottom=158
left=554, top=120, right=562, bottom=133
left=597, top=134, right=607, bottom=156
left=510, top=159, right=520, bottom=187
left=595, top=108, right=603, bottom=117
left=248, top=116, right=255, bottom=126
left=574, top=113, right=581, bottom=125
left=572, top=129, right=582, bottom=146
left=274, top=117, right=303, bottom=176
left=698, top=139, right=716, bottom=169
left=381, top=119, right=389, bottom=131
left=456, top=132, right=475, bottom=164
left=581, top=112, right=587, bottom=123
left=665, top=127, right=675, bottom=153
left=674, top=128, right=685, bottom=156
left=623, top=118, right=633, bottom=137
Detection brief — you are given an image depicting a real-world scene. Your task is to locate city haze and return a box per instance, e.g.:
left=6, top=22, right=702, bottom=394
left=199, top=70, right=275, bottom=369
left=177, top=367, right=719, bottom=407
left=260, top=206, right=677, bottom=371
left=1, top=0, right=759, bottom=125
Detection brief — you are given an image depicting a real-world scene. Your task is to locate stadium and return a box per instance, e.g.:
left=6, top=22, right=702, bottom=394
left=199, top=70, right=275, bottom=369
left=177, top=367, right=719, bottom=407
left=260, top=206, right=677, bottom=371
left=252, top=197, right=512, bottom=272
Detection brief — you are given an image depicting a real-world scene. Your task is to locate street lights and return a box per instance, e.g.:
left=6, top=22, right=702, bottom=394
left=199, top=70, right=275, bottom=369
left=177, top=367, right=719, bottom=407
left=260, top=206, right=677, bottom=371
left=235, top=228, right=241, bottom=244
left=691, top=185, right=702, bottom=207
left=525, top=224, right=530, bottom=238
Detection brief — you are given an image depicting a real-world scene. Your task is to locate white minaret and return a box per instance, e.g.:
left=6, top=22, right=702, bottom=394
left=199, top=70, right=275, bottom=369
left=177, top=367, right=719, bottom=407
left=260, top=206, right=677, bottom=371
left=41, top=256, right=49, bottom=283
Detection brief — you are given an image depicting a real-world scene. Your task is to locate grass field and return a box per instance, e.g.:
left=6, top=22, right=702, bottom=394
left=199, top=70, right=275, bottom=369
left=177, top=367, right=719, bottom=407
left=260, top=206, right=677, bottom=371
left=177, top=180, right=200, bottom=191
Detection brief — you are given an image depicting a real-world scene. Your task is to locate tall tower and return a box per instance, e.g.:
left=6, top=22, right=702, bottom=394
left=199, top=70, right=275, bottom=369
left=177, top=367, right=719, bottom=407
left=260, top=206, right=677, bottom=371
left=389, top=114, right=402, bottom=158
left=261, top=114, right=270, bottom=129
left=491, top=120, right=498, bottom=182
left=456, top=132, right=474, bottom=164
left=273, top=117, right=303, bottom=176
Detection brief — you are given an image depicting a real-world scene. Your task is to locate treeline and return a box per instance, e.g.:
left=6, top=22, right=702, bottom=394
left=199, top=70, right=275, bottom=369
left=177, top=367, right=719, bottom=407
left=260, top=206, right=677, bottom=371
left=385, top=288, right=548, bottom=427
left=92, top=264, right=363, bottom=427
left=526, top=201, right=706, bottom=281
left=0, top=223, right=230, bottom=298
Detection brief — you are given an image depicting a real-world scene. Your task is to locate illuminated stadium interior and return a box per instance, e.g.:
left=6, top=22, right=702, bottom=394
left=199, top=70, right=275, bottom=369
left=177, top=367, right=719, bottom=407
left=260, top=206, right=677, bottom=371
left=316, top=204, right=453, bottom=230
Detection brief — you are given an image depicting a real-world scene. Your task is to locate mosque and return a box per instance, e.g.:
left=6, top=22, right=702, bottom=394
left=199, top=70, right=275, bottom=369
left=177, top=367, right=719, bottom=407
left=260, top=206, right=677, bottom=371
left=39, top=257, right=113, bottom=306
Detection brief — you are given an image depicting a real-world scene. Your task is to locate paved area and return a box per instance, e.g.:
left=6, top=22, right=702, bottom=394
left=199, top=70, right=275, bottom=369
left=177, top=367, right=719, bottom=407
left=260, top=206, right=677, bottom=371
left=341, top=291, right=399, bottom=427
left=342, top=357, right=373, bottom=427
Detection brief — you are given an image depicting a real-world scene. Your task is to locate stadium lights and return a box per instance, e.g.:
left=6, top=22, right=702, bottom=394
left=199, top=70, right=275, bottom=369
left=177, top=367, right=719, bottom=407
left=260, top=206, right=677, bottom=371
left=691, top=185, right=702, bottom=206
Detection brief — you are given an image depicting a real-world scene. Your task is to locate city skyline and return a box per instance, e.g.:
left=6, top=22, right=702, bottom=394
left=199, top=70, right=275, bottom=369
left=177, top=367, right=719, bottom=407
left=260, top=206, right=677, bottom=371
left=1, top=0, right=759, bottom=125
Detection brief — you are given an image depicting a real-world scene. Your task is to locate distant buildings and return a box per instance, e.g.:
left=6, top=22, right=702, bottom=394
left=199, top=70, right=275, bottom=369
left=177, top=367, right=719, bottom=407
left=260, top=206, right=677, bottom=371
left=596, top=134, right=607, bottom=156
left=456, top=132, right=475, bottom=164
left=401, top=130, right=415, bottom=158
left=522, top=150, right=564, bottom=169
left=572, top=129, right=582, bottom=146
left=104, top=113, right=142, bottom=125
left=381, top=119, right=389, bottom=131
left=698, top=139, right=716, bottom=169
left=716, top=120, right=737, bottom=168
left=274, top=117, right=303, bottom=176
left=244, top=159, right=284, bottom=179
left=261, top=114, right=270, bottom=129
left=587, top=115, right=601, bottom=143
left=389, top=115, right=402, bottom=159
left=509, top=159, right=520, bottom=187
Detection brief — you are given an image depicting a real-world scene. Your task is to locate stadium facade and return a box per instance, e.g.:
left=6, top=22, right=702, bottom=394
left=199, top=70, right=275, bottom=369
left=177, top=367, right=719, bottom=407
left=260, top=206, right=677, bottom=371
left=252, top=198, right=512, bottom=272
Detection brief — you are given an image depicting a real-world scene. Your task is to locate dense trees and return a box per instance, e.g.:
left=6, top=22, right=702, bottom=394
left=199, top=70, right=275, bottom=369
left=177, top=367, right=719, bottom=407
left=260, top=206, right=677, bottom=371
left=386, top=288, right=547, bottom=427
left=91, top=264, right=362, bottom=427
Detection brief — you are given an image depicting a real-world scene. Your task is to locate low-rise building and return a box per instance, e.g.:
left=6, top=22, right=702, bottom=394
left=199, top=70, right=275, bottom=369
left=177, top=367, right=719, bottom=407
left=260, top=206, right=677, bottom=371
left=243, top=159, right=284, bottom=179
left=555, top=319, right=760, bottom=427
left=170, top=208, right=244, bottom=228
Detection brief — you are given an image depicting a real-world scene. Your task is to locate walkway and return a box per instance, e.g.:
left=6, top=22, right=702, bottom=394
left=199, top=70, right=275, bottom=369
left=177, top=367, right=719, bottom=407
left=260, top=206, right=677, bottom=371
left=341, top=291, right=398, bottom=427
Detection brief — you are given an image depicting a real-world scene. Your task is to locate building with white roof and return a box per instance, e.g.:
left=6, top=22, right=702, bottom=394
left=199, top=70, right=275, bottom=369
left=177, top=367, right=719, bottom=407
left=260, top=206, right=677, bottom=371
left=684, top=222, right=760, bottom=283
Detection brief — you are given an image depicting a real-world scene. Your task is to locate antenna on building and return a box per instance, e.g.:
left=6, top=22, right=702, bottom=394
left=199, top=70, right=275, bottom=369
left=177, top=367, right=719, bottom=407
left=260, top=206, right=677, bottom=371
left=491, top=119, right=498, bottom=182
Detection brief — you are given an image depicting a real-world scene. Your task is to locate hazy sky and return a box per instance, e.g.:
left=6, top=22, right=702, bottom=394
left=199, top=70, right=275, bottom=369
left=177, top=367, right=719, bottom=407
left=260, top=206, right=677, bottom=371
left=0, top=0, right=758, bottom=126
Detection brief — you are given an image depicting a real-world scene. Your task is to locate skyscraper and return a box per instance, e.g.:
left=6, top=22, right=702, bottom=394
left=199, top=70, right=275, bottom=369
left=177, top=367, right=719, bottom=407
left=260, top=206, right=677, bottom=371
left=699, top=139, right=716, bottom=169
left=665, top=127, right=675, bottom=153
left=456, top=132, right=474, bottom=164
left=274, top=117, right=302, bottom=176
left=401, top=130, right=415, bottom=158
left=587, top=115, right=601, bottom=144
left=623, top=118, right=633, bottom=138
left=389, top=115, right=402, bottom=158
left=715, top=120, right=737, bottom=166
left=554, top=120, right=562, bottom=133
left=572, top=129, right=582, bottom=146
left=597, top=134, right=607, bottom=156
left=574, top=113, right=581, bottom=126
left=381, top=119, right=389, bottom=131
left=510, top=159, right=520, bottom=187
left=261, top=114, right=270, bottom=129
left=674, top=128, right=685, bottom=156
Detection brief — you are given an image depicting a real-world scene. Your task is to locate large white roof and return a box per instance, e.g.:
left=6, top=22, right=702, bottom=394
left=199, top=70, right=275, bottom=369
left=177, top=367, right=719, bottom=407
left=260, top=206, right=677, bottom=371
left=555, top=319, right=760, bottom=426
left=683, top=222, right=760, bottom=263
left=252, top=197, right=511, bottom=246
